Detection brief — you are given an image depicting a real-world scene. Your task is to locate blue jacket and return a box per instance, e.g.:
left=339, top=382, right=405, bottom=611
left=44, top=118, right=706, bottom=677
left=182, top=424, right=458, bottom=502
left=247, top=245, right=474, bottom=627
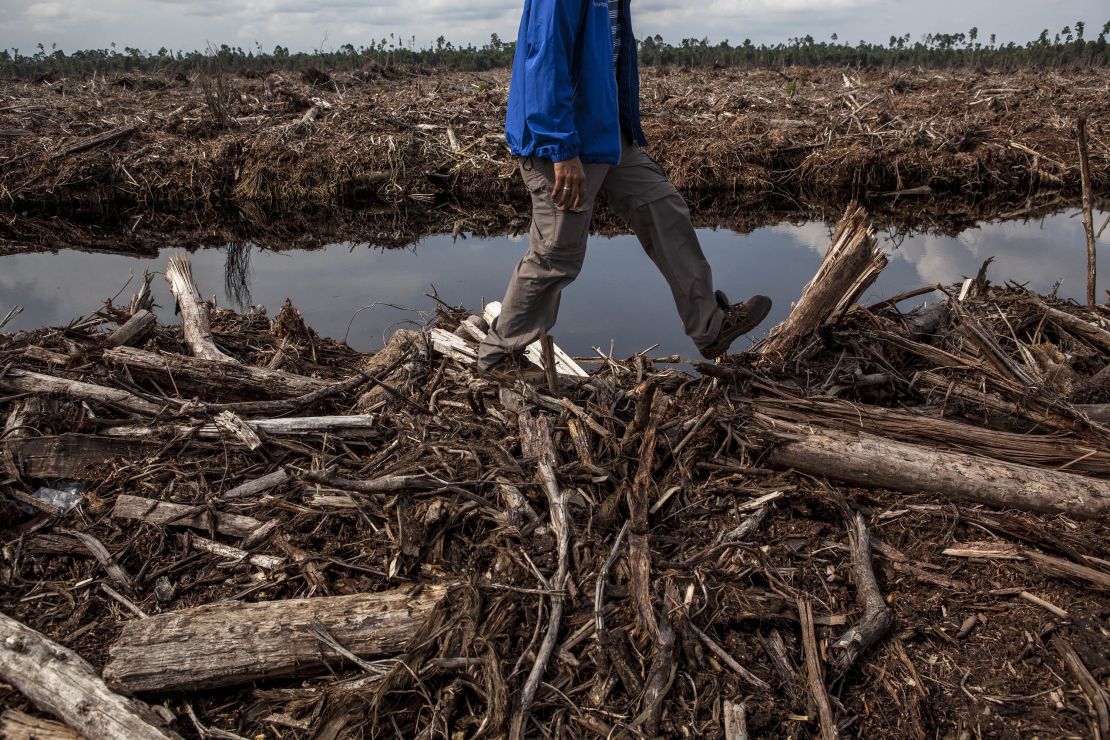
left=505, top=0, right=646, bottom=165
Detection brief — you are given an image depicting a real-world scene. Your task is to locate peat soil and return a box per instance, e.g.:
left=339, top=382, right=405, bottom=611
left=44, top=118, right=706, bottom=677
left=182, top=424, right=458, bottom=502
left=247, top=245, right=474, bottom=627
left=0, top=65, right=1107, bottom=253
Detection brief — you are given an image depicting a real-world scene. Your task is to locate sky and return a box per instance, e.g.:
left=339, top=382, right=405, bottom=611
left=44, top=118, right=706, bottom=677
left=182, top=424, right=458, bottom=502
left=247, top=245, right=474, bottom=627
left=0, top=0, right=1106, bottom=56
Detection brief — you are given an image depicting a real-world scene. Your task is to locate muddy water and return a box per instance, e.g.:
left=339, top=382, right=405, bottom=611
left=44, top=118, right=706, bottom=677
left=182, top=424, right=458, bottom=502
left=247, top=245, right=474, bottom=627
left=2, top=209, right=1107, bottom=359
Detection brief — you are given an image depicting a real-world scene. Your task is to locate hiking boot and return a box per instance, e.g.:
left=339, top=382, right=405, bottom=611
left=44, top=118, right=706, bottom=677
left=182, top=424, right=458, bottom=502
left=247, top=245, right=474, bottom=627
left=699, top=290, right=773, bottom=359
left=480, top=352, right=545, bottom=383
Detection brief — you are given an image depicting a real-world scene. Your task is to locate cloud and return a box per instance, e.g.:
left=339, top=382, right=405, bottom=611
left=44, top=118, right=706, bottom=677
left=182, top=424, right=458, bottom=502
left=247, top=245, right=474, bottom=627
left=2, top=0, right=1107, bottom=73
left=776, top=209, right=1110, bottom=305
left=891, top=212, right=1110, bottom=298
left=22, top=0, right=108, bottom=30
left=637, top=0, right=877, bottom=19
left=144, top=0, right=522, bottom=48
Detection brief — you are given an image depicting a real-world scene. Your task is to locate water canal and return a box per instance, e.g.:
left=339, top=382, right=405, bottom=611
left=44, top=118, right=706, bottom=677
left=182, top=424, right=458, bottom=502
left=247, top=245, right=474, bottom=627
left=2, top=208, right=1107, bottom=358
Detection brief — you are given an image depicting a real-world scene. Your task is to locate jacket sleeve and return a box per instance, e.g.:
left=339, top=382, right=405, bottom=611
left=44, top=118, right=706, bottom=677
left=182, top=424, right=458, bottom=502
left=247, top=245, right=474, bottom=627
left=522, top=0, right=583, bottom=162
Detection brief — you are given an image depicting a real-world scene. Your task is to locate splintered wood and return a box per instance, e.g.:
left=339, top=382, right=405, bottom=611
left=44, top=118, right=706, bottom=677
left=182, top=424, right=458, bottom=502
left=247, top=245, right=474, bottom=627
left=164, top=255, right=235, bottom=362
left=758, top=202, right=885, bottom=361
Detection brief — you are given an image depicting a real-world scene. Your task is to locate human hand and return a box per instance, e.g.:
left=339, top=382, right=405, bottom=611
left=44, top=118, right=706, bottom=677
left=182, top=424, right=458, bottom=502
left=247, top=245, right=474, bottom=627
left=552, top=157, right=586, bottom=210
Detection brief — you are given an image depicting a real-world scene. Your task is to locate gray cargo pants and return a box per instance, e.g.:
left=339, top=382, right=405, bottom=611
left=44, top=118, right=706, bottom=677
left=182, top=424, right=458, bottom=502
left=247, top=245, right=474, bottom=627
left=477, top=134, right=724, bottom=369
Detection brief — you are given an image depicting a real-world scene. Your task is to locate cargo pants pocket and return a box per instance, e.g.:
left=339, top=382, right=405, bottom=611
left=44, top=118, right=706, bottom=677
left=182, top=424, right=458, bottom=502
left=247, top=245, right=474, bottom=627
left=519, top=158, right=590, bottom=265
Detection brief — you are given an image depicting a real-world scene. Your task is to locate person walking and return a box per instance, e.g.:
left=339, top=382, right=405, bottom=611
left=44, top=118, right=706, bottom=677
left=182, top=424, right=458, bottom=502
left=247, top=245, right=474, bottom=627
left=478, top=0, right=771, bottom=377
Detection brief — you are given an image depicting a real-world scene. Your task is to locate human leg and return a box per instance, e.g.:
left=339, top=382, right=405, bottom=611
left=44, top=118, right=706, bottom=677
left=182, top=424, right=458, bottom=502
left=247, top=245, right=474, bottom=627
left=477, top=157, right=608, bottom=369
left=601, top=138, right=771, bottom=357
left=600, top=139, right=723, bottom=350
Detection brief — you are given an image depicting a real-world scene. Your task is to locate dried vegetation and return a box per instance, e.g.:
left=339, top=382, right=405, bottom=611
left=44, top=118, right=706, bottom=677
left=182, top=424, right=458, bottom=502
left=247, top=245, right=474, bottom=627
left=2, top=206, right=1109, bottom=738
left=1, top=66, right=1107, bottom=252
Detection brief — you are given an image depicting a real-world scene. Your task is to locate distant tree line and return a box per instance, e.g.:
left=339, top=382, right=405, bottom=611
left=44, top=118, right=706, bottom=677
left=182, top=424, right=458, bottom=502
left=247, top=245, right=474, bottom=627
left=2, top=22, right=1108, bottom=78
left=640, top=22, right=1110, bottom=69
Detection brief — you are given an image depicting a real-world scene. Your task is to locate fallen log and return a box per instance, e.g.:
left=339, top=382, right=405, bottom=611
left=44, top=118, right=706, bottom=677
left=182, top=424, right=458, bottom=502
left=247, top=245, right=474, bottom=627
left=1052, top=634, right=1110, bottom=737
left=103, top=581, right=451, bottom=693
left=753, top=395, right=1110, bottom=477
left=221, top=469, right=290, bottom=500
left=25, top=533, right=87, bottom=557
left=912, top=370, right=1090, bottom=438
left=632, top=582, right=678, bottom=736
left=828, top=513, right=893, bottom=674
left=797, top=596, right=838, bottom=740
left=432, top=303, right=587, bottom=378
left=164, top=255, right=234, bottom=362
left=510, top=412, right=571, bottom=740
left=1025, top=549, right=1110, bottom=591
left=0, top=611, right=181, bottom=739
left=62, top=528, right=133, bottom=591
left=758, top=203, right=884, bottom=362
left=1, top=710, right=83, bottom=740
left=4, top=434, right=157, bottom=479
left=941, top=544, right=1110, bottom=590
left=105, top=309, right=156, bottom=348
left=183, top=363, right=417, bottom=418
left=103, top=414, right=376, bottom=442
left=497, top=481, right=539, bottom=528
left=1029, top=296, right=1110, bottom=352
left=0, top=369, right=164, bottom=416
left=3, top=399, right=32, bottom=478
left=428, top=327, right=478, bottom=365
left=759, top=629, right=801, bottom=703
left=188, top=534, right=285, bottom=570
left=301, top=468, right=441, bottom=493
left=53, top=124, right=138, bottom=159
left=874, top=329, right=985, bottom=373
left=272, top=534, right=330, bottom=596
left=112, top=494, right=263, bottom=537
left=22, top=345, right=75, bottom=366
left=764, top=424, right=1110, bottom=520
left=628, top=396, right=665, bottom=640
left=104, top=346, right=329, bottom=397
left=213, top=410, right=262, bottom=449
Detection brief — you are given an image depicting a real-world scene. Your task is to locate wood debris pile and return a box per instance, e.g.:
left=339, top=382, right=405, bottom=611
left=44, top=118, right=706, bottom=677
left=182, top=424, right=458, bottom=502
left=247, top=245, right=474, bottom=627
left=1, top=205, right=1109, bottom=738
left=2, top=66, right=1108, bottom=254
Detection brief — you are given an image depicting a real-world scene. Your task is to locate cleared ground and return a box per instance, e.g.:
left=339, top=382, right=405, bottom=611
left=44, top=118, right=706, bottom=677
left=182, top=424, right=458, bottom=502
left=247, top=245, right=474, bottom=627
left=1, top=66, right=1107, bottom=251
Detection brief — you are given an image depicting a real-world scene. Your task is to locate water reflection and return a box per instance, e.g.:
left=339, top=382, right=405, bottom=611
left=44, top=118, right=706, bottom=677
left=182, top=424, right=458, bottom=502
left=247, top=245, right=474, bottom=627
left=223, top=243, right=253, bottom=312
left=1, top=209, right=1106, bottom=359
